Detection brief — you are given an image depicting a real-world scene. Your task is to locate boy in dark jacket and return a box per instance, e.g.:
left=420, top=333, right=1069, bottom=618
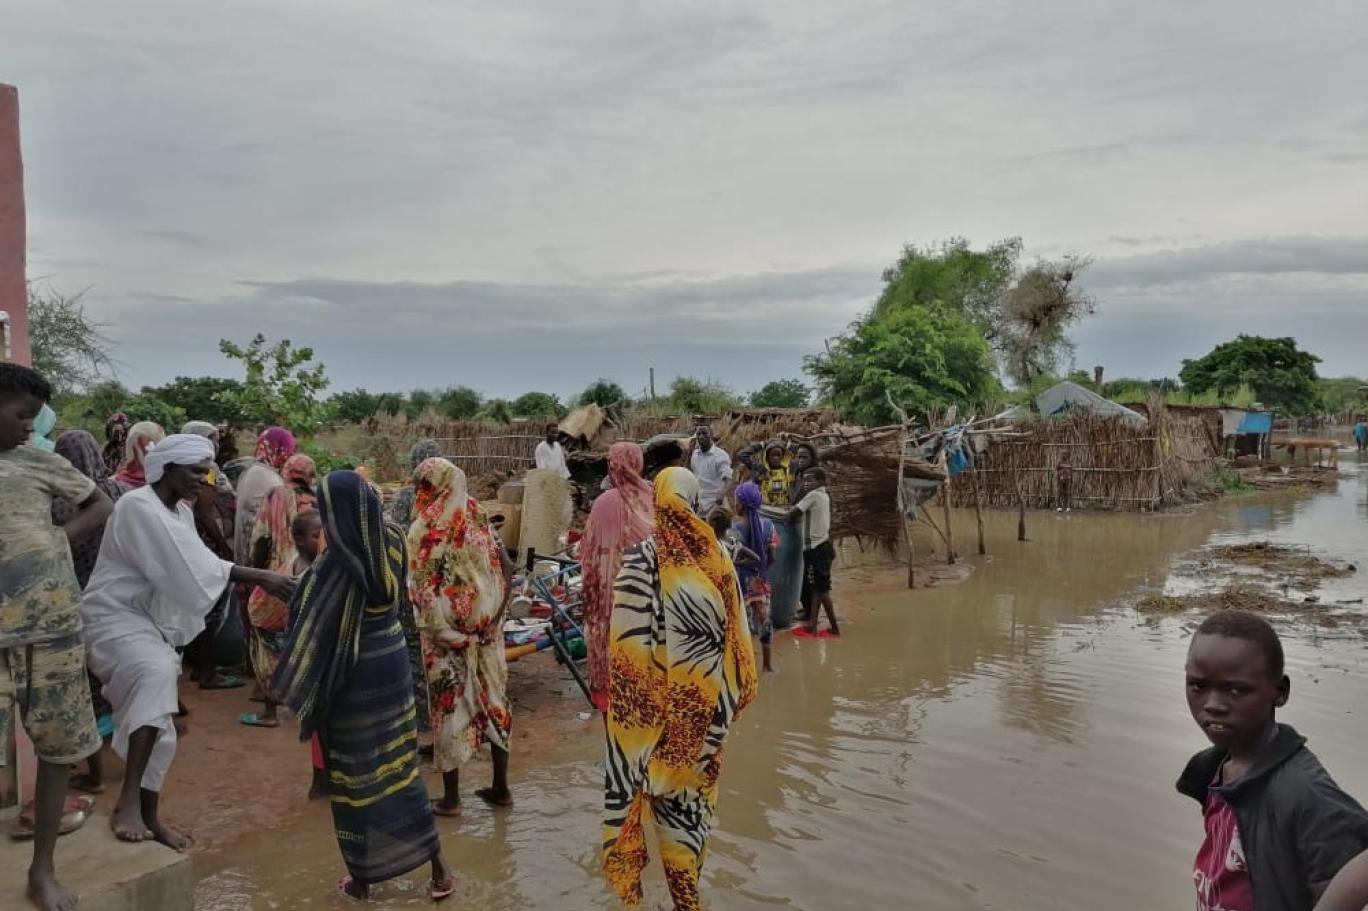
left=1178, top=610, right=1368, bottom=911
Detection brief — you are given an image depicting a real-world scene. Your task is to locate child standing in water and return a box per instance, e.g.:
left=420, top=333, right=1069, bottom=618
left=1178, top=610, right=1368, bottom=910
left=1055, top=451, right=1074, bottom=512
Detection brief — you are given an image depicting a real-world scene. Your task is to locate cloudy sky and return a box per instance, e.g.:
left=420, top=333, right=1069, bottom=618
left=4, top=1, right=1366, bottom=400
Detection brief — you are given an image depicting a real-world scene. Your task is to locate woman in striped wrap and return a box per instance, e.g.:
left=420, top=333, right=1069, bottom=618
left=603, top=467, right=759, bottom=911
left=272, top=470, right=455, bottom=902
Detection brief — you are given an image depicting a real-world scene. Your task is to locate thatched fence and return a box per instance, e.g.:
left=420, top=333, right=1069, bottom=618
left=951, top=409, right=1219, bottom=511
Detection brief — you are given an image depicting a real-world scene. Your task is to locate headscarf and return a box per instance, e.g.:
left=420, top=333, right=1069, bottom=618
left=602, top=467, right=758, bottom=906
left=144, top=433, right=216, bottom=484
left=273, top=470, right=405, bottom=738
left=406, top=458, right=504, bottom=637
left=254, top=426, right=297, bottom=470
left=29, top=404, right=57, bottom=451
left=388, top=439, right=443, bottom=528
left=734, top=480, right=771, bottom=576
left=114, top=421, right=166, bottom=488
left=52, top=429, right=124, bottom=587
left=580, top=443, right=655, bottom=706
left=282, top=452, right=317, bottom=491
left=182, top=420, right=219, bottom=439
left=103, top=413, right=130, bottom=475
left=248, top=453, right=318, bottom=634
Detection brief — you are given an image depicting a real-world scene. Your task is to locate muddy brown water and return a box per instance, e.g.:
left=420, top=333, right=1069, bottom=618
left=195, top=457, right=1368, bottom=910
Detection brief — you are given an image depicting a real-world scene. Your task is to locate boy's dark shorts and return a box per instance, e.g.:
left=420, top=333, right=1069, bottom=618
left=802, top=540, right=835, bottom=597
left=0, top=633, right=103, bottom=766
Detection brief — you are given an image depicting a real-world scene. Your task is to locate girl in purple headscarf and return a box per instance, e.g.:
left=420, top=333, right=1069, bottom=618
left=733, top=481, right=778, bottom=672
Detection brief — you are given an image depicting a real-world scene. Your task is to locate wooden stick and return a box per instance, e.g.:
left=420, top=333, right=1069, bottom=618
left=886, top=389, right=916, bottom=588
left=940, top=468, right=956, bottom=565
left=1016, top=477, right=1028, bottom=542
left=972, top=468, right=986, bottom=555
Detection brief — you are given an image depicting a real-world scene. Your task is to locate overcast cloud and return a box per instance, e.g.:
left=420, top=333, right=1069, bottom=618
left=4, top=0, right=1366, bottom=399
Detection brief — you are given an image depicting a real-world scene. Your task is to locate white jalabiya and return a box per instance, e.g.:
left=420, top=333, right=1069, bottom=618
left=82, top=485, right=233, bottom=790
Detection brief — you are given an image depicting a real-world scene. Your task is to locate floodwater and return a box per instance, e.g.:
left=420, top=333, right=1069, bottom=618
left=196, top=457, right=1368, bottom=911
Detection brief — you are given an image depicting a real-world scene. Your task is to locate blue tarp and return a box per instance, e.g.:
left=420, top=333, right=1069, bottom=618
left=1236, top=412, right=1273, bottom=434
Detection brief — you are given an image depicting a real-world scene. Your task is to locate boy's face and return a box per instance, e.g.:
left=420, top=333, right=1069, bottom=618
left=293, top=522, right=323, bottom=561
left=0, top=392, right=43, bottom=451
left=1185, top=633, right=1289, bottom=751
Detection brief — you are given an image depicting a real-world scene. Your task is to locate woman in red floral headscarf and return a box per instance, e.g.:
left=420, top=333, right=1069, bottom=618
left=407, top=457, right=514, bottom=817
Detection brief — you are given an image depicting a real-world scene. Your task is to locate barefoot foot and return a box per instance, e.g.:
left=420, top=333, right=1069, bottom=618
left=149, top=821, right=192, bottom=852
left=110, top=800, right=153, bottom=843
left=474, top=787, right=513, bottom=808
left=27, top=869, right=79, bottom=911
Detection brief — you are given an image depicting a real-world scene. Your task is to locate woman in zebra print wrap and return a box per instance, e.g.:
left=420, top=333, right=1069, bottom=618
left=603, top=467, right=759, bottom=911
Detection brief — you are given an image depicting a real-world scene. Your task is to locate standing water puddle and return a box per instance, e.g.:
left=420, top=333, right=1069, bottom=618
left=196, top=459, right=1368, bottom=910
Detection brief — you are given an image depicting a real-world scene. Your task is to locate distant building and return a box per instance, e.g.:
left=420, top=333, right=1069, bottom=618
left=1, top=84, right=29, bottom=365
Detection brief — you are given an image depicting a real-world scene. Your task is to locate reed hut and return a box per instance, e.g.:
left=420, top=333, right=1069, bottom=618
left=954, top=406, right=1219, bottom=511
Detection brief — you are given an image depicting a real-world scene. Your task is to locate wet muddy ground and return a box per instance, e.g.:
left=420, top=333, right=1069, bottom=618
left=164, top=455, right=1368, bottom=910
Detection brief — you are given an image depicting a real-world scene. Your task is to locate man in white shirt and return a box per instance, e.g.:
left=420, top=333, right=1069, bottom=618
left=688, top=426, right=733, bottom=514
left=788, top=467, right=838, bottom=638
left=534, top=425, right=571, bottom=480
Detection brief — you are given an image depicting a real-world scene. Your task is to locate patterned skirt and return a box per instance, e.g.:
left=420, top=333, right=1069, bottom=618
left=325, top=614, right=439, bottom=885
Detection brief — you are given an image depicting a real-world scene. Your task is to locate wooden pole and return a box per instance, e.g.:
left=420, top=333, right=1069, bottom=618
left=1016, top=478, right=1028, bottom=542
left=886, top=390, right=916, bottom=589
left=972, top=468, right=986, bottom=555
left=649, top=368, right=656, bottom=403
left=940, top=470, right=956, bottom=565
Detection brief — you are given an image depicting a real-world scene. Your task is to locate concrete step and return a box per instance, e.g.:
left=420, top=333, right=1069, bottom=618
left=0, top=813, right=192, bottom=911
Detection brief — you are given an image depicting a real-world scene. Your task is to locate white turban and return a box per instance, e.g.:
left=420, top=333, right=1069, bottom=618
left=144, top=434, right=216, bottom=484
left=181, top=420, right=218, bottom=438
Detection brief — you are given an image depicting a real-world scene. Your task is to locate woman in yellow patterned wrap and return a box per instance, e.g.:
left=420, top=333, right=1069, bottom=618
left=603, top=467, right=759, bottom=911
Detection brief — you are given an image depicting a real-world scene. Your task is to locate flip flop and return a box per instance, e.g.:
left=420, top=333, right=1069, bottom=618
left=790, top=627, right=817, bottom=639
left=474, top=788, right=513, bottom=809
left=336, top=876, right=364, bottom=902
left=816, top=630, right=841, bottom=640
left=238, top=713, right=280, bottom=728
left=8, top=796, right=93, bottom=840
left=431, top=875, right=458, bottom=902
left=199, top=675, right=247, bottom=690
left=432, top=801, right=462, bottom=818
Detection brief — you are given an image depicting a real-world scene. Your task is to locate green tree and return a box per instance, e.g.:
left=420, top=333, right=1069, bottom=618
left=374, top=392, right=404, bottom=416
left=121, top=392, right=187, bottom=430
left=666, top=377, right=741, bottom=415
left=1318, top=377, right=1368, bottom=415
left=749, top=379, right=810, bottom=408
left=327, top=389, right=383, bottom=423
left=874, top=239, right=1095, bottom=385
left=26, top=285, right=115, bottom=392
left=511, top=392, right=566, bottom=420
left=217, top=334, right=330, bottom=428
left=1179, top=335, right=1321, bottom=413
left=477, top=398, right=513, bottom=424
left=404, top=388, right=435, bottom=420
left=576, top=379, right=627, bottom=409
left=84, top=380, right=134, bottom=422
left=436, top=386, right=483, bottom=420
left=144, top=376, right=245, bottom=425
left=805, top=302, right=999, bottom=425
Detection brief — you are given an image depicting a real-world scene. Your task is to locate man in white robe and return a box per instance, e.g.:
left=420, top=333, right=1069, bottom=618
left=82, top=435, right=294, bottom=850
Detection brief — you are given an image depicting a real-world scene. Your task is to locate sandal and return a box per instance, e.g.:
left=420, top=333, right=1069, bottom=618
left=431, top=875, right=457, bottom=902
left=239, top=712, right=280, bottom=728
left=336, top=875, right=366, bottom=901
left=199, top=674, right=247, bottom=690
left=8, top=795, right=93, bottom=840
